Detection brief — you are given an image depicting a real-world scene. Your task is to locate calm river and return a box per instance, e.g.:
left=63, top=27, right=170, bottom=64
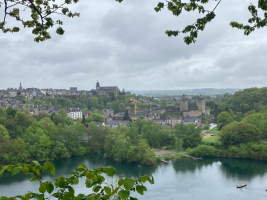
left=1, top=156, right=267, bottom=200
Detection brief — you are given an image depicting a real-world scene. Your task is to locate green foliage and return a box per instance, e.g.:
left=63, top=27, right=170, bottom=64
left=28, top=95, right=133, bottom=114
left=242, top=113, right=267, bottom=139
left=217, top=111, right=233, bottom=130
left=104, top=127, right=156, bottom=165
left=92, top=113, right=104, bottom=122
left=0, top=162, right=153, bottom=199
left=189, top=145, right=219, bottom=158
left=221, top=87, right=267, bottom=113
left=202, top=124, right=209, bottom=130
left=123, top=109, right=130, bottom=121
left=6, top=106, right=16, bottom=118
left=202, top=136, right=221, bottom=147
left=173, top=123, right=201, bottom=148
left=219, top=122, right=261, bottom=147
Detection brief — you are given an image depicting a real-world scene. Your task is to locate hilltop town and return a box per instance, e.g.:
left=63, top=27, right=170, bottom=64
left=0, top=81, right=215, bottom=129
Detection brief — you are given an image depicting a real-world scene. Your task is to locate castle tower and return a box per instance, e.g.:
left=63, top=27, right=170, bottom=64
left=196, top=95, right=206, bottom=114
left=180, top=94, right=188, bottom=112
left=96, top=80, right=100, bottom=91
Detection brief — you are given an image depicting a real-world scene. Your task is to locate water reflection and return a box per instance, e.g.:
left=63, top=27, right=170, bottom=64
left=171, top=158, right=267, bottom=181
left=220, top=158, right=267, bottom=181
left=172, top=158, right=217, bottom=173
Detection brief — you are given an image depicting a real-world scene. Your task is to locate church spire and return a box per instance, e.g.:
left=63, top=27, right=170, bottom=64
left=19, top=82, right=22, bottom=91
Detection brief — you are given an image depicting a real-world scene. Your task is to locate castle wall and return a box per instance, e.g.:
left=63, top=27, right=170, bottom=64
left=165, top=106, right=180, bottom=113
left=183, top=110, right=202, bottom=117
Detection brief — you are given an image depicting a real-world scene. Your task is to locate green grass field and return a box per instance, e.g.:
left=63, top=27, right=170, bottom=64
left=202, top=136, right=221, bottom=145
left=207, top=127, right=220, bottom=134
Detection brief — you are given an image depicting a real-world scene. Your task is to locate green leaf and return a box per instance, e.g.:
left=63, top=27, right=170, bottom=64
left=32, top=161, right=40, bottom=166
left=86, top=194, right=96, bottom=200
left=86, top=170, right=97, bottom=180
left=136, top=185, right=147, bottom=195
left=33, top=193, right=44, bottom=200
left=118, top=178, right=123, bottom=186
left=56, top=27, right=65, bottom=35
left=12, top=167, right=22, bottom=176
left=92, top=185, right=101, bottom=193
left=78, top=164, right=87, bottom=170
left=24, top=192, right=32, bottom=200
left=139, top=175, right=149, bottom=183
left=139, top=175, right=154, bottom=184
left=130, top=197, right=138, bottom=200
left=103, top=166, right=116, bottom=176
left=97, top=175, right=105, bottom=183
left=85, top=178, right=94, bottom=188
left=46, top=182, right=54, bottom=194
left=55, top=177, right=66, bottom=188
left=118, top=190, right=130, bottom=200
left=0, top=165, right=8, bottom=176
left=104, top=186, right=111, bottom=194
left=123, top=178, right=135, bottom=190
left=67, top=186, right=75, bottom=196
left=62, top=193, right=73, bottom=200
left=30, top=176, right=38, bottom=182
left=0, top=197, right=10, bottom=200
left=39, top=182, right=47, bottom=193
left=22, top=167, right=29, bottom=174
left=44, top=162, right=55, bottom=175
left=72, top=176, right=79, bottom=185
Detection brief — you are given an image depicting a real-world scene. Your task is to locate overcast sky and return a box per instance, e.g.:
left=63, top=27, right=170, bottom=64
left=0, top=0, right=266, bottom=91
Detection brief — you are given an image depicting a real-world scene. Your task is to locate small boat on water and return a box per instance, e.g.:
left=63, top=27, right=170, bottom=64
left=161, top=159, right=169, bottom=164
left=236, top=183, right=247, bottom=188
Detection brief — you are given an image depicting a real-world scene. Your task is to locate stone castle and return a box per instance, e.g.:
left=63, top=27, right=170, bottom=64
left=180, top=94, right=210, bottom=117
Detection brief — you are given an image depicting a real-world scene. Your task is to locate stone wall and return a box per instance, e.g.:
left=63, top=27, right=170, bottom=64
left=183, top=110, right=202, bottom=117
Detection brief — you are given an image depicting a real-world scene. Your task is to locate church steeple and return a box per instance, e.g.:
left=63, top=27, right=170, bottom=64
left=19, top=82, right=22, bottom=91
left=96, top=80, right=100, bottom=90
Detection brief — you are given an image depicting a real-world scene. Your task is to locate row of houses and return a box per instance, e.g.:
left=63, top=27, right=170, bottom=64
left=0, top=88, right=94, bottom=100
left=0, top=97, right=24, bottom=109
left=155, top=116, right=200, bottom=126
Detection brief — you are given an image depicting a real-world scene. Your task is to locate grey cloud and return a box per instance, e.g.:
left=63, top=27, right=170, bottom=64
left=0, top=0, right=266, bottom=91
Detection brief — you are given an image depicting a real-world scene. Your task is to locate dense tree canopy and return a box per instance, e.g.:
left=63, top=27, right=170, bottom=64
left=1, top=0, right=267, bottom=43
left=220, top=87, right=267, bottom=113
left=219, top=122, right=261, bottom=147
left=217, top=111, right=233, bottom=130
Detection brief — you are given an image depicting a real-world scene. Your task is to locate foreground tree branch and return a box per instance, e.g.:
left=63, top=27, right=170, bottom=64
left=118, top=0, right=267, bottom=45
left=0, top=0, right=80, bottom=42
left=0, top=161, right=154, bottom=200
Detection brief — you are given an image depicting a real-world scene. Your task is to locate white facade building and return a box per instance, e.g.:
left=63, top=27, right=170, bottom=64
left=66, top=108, right=82, bottom=120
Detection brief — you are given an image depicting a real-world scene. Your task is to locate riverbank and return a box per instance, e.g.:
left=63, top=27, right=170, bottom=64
left=154, top=150, right=187, bottom=161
